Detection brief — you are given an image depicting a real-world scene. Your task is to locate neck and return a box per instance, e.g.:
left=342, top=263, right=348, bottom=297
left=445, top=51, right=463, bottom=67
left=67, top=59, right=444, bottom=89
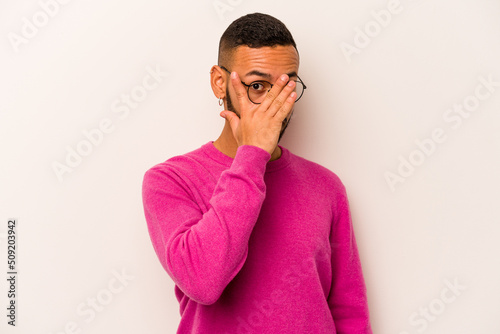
left=213, top=120, right=282, bottom=161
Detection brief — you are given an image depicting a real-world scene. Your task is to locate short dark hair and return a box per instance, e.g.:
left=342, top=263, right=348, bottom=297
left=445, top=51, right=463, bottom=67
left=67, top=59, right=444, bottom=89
left=218, top=13, right=298, bottom=66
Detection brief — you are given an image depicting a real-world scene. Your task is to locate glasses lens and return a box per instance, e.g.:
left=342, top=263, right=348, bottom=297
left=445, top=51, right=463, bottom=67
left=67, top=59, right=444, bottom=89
left=293, top=81, right=304, bottom=102
left=247, top=80, right=305, bottom=104
left=248, top=81, right=272, bottom=104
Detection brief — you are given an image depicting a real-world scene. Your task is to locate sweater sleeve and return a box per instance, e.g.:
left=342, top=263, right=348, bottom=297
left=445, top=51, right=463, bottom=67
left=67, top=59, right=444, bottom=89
left=328, top=185, right=372, bottom=333
left=142, top=145, right=270, bottom=305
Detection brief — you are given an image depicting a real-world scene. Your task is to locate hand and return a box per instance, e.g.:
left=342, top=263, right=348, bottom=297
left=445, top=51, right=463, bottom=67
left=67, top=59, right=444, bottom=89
left=220, top=72, right=297, bottom=155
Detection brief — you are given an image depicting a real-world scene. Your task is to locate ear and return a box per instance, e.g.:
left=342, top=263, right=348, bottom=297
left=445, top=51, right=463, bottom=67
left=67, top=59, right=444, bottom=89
left=210, top=65, right=227, bottom=100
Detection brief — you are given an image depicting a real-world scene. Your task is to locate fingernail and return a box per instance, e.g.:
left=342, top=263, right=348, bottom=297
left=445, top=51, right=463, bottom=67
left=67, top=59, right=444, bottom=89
left=280, top=75, right=288, bottom=81
left=231, top=72, right=237, bottom=79
left=288, top=81, right=294, bottom=87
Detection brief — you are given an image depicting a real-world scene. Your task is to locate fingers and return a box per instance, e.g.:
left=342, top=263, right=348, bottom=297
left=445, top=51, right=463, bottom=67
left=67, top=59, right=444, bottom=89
left=259, top=74, right=290, bottom=112
left=228, top=70, right=296, bottom=122
left=274, top=90, right=296, bottom=121
left=267, top=79, right=297, bottom=120
left=229, top=72, right=251, bottom=107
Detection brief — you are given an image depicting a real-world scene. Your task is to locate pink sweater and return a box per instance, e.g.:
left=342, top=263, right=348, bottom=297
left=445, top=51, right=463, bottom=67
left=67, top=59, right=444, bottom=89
left=142, top=141, right=372, bottom=333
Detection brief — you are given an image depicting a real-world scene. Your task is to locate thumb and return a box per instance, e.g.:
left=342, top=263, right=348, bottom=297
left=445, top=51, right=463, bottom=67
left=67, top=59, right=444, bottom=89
left=220, top=110, right=239, bottom=130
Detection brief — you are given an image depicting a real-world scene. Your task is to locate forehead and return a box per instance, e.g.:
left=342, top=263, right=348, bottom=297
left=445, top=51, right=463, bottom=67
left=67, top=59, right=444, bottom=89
left=230, top=45, right=299, bottom=76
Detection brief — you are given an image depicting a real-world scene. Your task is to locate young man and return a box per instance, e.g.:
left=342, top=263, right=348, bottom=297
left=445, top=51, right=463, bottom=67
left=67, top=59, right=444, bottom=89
left=142, top=13, right=372, bottom=333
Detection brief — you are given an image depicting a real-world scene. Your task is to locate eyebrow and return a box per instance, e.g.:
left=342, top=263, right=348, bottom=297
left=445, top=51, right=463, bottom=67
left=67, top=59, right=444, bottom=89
left=244, top=70, right=298, bottom=80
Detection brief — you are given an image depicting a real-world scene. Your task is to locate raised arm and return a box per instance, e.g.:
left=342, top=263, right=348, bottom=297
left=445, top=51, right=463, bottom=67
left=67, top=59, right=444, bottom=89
left=142, top=145, right=270, bottom=305
left=142, top=70, right=297, bottom=305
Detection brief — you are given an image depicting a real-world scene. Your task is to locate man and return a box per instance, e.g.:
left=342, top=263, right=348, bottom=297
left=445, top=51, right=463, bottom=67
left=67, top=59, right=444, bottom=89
left=142, top=13, right=372, bottom=333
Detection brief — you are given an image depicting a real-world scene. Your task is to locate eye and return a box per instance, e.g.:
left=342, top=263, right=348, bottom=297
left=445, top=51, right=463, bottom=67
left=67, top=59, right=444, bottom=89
left=250, top=82, right=267, bottom=92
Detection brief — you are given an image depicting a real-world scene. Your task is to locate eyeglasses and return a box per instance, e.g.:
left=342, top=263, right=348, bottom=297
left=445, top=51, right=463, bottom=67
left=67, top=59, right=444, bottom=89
left=219, top=66, right=307, bottom=104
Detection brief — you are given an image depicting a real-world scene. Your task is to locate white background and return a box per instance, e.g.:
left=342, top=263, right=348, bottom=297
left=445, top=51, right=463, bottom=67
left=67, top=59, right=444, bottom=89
left=1, top=0, right=499, bottom=333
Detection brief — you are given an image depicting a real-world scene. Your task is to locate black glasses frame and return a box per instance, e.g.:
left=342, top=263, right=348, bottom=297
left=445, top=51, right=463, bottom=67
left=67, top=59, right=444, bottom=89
left=219, top=65, right=306, bottom=104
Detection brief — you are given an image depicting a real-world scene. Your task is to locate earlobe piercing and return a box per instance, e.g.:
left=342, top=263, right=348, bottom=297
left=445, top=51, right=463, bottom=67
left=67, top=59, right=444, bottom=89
left=218, top=97, right=223, bottom=106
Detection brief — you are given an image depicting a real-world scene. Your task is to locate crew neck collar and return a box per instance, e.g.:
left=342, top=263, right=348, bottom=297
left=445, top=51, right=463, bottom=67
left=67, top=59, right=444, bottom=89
left=203, top=141, right=291, bottom=172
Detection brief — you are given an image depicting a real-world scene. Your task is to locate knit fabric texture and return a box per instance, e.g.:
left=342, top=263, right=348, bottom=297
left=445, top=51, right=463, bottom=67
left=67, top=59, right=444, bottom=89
left=142, top=141, right=372, bottom=333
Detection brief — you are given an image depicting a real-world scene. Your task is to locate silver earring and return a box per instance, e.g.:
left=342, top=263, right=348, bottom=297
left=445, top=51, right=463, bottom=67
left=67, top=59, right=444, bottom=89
left=218, top=97, right=223, bottom=106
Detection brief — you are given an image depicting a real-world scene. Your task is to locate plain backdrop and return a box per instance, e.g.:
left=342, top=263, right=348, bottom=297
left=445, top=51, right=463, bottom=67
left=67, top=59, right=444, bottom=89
left=1, top=0, right=499, bottom=333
